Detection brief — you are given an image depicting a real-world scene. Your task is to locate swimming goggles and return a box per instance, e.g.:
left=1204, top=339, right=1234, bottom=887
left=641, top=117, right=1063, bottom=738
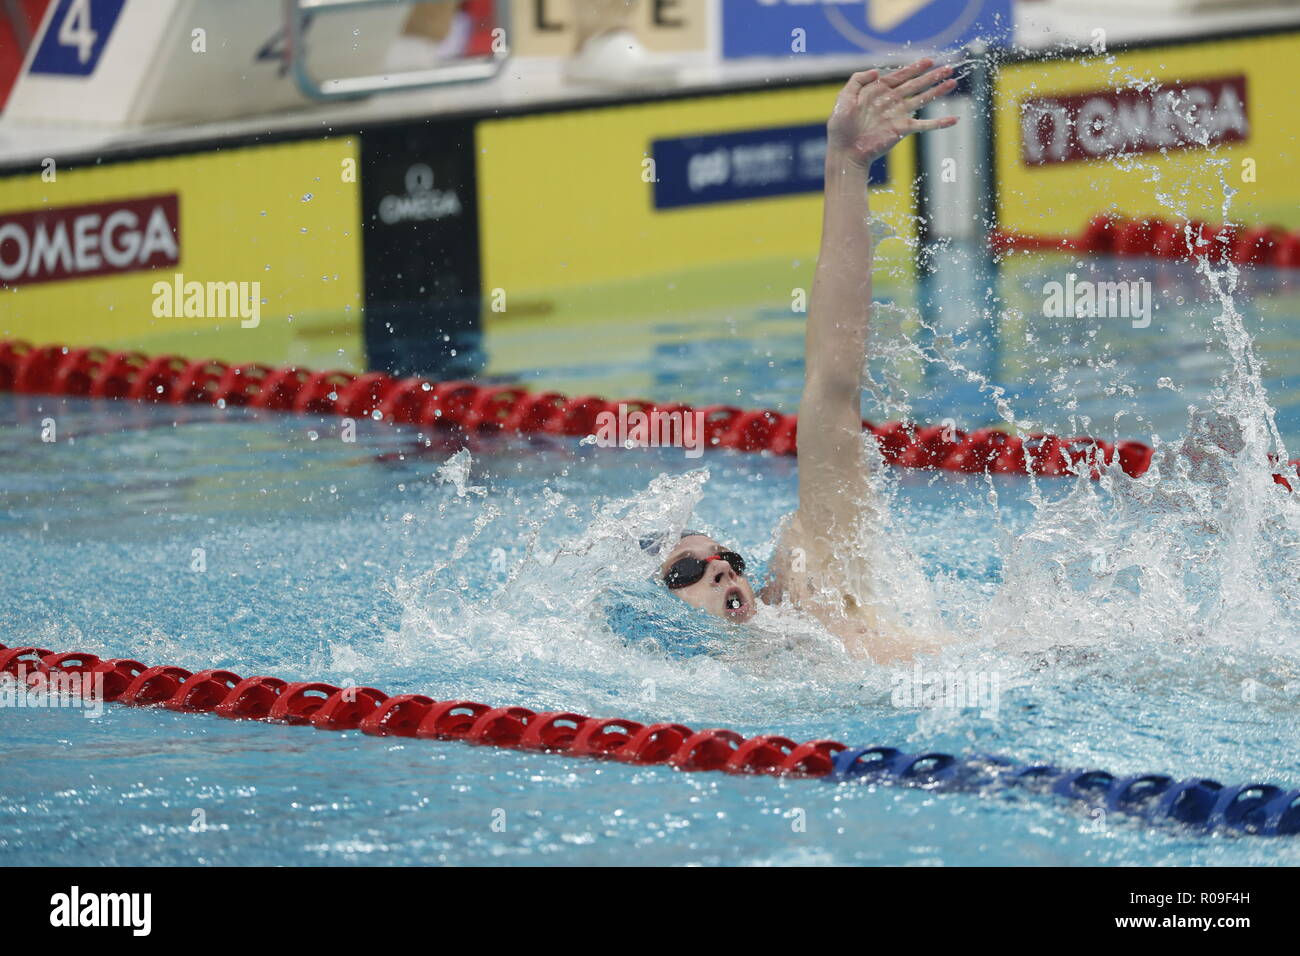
left=663, top=550, right=746, bottom=589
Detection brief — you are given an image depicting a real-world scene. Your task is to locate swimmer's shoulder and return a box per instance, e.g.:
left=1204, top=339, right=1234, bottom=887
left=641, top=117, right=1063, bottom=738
left=762, top=512, right=947, bottom=662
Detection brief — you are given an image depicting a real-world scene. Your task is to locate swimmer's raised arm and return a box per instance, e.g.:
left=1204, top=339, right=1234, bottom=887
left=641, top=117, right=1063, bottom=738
left=658, top=62, right=957, bottom=649
left=791, top=60, right=957, bottom=556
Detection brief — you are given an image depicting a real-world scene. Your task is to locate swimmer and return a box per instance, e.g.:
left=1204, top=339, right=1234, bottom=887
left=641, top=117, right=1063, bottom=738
left=655, top=60, right=959, bottom=664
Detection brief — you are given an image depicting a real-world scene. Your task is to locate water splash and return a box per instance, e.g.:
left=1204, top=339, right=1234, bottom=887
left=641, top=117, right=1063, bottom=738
left=344, top=60, right=1300, bottom=768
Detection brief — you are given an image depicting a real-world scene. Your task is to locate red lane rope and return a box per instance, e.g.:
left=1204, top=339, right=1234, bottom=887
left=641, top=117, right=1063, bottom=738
left=12, top=641, right=1299, bottom=836
left=0, top=643, right=846, bottom=777
left=0, top=339, right=1159, bottom=479
left=992, top=212, right=1300, bottom=267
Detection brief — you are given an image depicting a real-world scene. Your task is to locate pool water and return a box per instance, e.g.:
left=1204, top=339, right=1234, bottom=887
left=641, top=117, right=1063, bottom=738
left=4, top=241, right=1300, bottom=865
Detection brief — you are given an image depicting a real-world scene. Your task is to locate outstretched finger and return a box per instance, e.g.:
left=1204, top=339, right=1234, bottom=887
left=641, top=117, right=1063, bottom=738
left=895, top=65, right=953, bottom=100
left=879, top=57, right=934, bottom=88
left=845, top=69, right=879, bottom=92
left=904, top=77, right=958, bottom=111
left=910, top=115, right=959, bottom=132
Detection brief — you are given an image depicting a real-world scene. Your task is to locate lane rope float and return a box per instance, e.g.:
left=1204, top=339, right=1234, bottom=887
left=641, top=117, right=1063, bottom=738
left=993, top=212, right=1300, bottom=267
left=0, top=338, right=1165, bottom=479
left=4, top=642, right=1298, bottom=837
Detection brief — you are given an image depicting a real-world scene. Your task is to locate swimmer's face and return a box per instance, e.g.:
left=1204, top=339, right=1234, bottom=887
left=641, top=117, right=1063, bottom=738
left=659, top=534, right=757, bottom=623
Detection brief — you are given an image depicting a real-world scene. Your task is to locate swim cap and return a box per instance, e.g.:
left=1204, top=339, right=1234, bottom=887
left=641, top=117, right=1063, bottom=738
left=638, top=529, right=706, bottom=555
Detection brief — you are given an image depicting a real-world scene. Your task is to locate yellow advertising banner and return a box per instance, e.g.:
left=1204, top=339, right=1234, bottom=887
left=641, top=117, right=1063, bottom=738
left=994, top=29, right=1299, bottom=236
left=478, top=83, right=915, bottom=305
left=476, top=82, right=917, bottom=389
left=0, top=137, right=365, bottom=370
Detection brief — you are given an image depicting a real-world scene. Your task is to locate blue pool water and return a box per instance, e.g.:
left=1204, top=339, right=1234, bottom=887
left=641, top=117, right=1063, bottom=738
left=3, top=247, right=1300, bottom=866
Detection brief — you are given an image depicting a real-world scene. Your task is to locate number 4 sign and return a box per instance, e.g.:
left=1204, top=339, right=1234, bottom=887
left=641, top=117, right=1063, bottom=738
left=29, top=0, right=126, bottom=76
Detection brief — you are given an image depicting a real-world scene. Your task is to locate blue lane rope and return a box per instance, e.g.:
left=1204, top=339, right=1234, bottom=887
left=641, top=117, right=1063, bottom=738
left=827, top=747, right=1300, bottom=836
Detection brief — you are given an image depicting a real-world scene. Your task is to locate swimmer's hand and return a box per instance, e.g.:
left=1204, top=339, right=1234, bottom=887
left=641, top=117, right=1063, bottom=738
left=827, top=58, right=958, bottom=169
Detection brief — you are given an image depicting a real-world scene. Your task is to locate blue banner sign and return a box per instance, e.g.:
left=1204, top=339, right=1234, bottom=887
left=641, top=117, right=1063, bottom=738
left=652, top=123, right=886, bottom=210
left=722, top=0, right=1014, bottom=59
